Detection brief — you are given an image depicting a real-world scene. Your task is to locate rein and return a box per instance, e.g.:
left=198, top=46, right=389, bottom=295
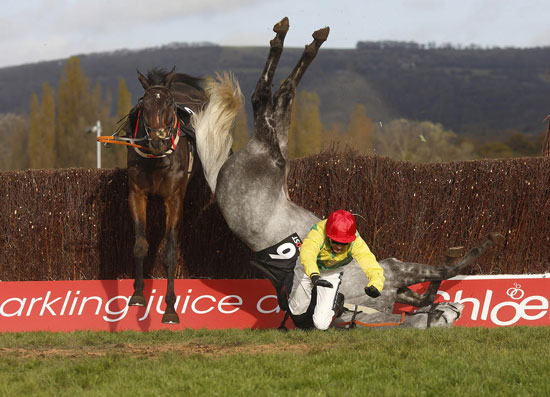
left=97, top=103, right=195, bottom=160
left=131, top=108, right=180, bottom=159
left=96, top=135, right=151, bottom=152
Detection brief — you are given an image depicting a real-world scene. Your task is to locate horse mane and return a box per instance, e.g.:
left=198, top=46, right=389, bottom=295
left=145, top=67, right=171, bottom=85
left=145, top=67, right=204, bottom=92
left=173, top=73, right=204, bottom=92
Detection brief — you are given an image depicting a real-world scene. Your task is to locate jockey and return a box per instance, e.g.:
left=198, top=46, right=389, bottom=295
left=288, top=209, right=385, bottom=330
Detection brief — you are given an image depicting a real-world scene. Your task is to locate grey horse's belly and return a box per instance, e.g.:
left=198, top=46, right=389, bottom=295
left=221, top=192, right=319, bottom=252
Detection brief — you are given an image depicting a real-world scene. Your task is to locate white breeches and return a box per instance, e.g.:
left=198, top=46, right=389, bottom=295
left=288, top=265, right=343, bottom=330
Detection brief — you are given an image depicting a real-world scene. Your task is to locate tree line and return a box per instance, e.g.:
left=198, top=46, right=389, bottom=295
left=0, top=56, right=546, bottom=171
left=2, top=43, right=550, bottom=139
left=233, top=91, right=544, bottom=161
left=1, top=57, right=130, bottom=170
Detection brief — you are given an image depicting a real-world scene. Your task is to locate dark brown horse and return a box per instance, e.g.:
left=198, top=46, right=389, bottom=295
left=124, top=68, right=207, bottom=324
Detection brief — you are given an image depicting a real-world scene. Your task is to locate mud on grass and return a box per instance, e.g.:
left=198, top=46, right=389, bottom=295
left=0, top=328, right=340, bottom=359
left=0, top=341, right=313, bottom=359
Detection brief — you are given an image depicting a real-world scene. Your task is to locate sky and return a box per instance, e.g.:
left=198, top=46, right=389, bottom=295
left=2, top=0, right=550, bottom=68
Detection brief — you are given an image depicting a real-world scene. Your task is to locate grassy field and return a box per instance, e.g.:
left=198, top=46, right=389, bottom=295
left=1, top=327, right=550, bottom=396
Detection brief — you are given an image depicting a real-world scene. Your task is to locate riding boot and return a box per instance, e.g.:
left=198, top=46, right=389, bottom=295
left=333, top=292, right=345, bottom=319
left=290, top=312, right=315, bottom=330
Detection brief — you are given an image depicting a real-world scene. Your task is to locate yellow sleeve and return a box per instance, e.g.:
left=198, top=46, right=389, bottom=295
left=351, top=237, right=385, bottom=292
left=299, top=226, right=325, bottom=278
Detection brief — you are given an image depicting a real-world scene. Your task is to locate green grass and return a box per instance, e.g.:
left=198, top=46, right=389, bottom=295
left=1, top=327, right=550, bottom=396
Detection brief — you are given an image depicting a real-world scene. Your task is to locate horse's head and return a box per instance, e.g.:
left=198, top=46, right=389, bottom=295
left=137, top=69, right=178, bottom=156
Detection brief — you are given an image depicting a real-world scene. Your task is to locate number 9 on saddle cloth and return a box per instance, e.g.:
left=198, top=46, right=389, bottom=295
left=251, top=233, right=344, bottom=330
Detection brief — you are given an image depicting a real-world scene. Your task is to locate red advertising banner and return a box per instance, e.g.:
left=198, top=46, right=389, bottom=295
left=395, top=275, right=550, bottom=327
left=0, top=279, right=284, bottom=332
left=1, top=275, right=549, bottom=332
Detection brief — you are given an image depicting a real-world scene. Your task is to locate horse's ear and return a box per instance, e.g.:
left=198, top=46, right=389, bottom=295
left=165, top=66, right=176, bottom=88
left=137, top=69, right=151, bottom=90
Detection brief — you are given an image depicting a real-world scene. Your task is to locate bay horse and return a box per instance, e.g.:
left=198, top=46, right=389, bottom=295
left=193, top=18, right=503, bottom=328
left=123, top=67, right=207, bottom=324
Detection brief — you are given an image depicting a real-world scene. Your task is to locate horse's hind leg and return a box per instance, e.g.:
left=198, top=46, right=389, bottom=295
left=160, top=193, right=183, bottom=324
left=394, top=233, right=504, bottom=307
left=273, top=26, right=329, bottom=160
left=395, top=246, right=463, bottom=306
left=128, top=187, right=148, bottom=306
left=440, top=232, right=505, bottom=278
left=251, top=17, right=289, bottom=119
left=274, top=26, right=329, bottom=117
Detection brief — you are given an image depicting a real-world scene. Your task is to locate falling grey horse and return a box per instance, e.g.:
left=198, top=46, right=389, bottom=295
left=193, top=18, right=503, bottom=328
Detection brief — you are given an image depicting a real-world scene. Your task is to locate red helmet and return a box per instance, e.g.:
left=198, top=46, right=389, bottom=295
left=326, top=210, right=356, bottom=243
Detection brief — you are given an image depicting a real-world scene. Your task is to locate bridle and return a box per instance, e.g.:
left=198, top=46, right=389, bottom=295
left=99, top=86, right=195, bottom=160
left=131, top=86, right=178, bottom=158
left=142, top=112, right=177, bottom=141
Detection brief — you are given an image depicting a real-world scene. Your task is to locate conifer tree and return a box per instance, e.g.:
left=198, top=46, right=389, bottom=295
left=232, top=106, right=250, bottom=152
left=28, top=92, right=40, bottom=167
left=116, top=77, right=132, bottom=121
left=0, top=114, right=28, bottom=170
left=102, top=78, right=129, bottom=168
left=41, top=82, right=56, bottom=167
left=322, top=123, right=346, bottom=152
left=289, top=90, right=323, bottom=158
left=55, top=56, right=94, bottom=168
left=347, top=104, right=374, bottom=155
left=29, top=82, right=56, bottom=169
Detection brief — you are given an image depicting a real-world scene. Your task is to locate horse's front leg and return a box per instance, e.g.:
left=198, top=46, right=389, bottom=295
left=395, top=281, right=442, bottom=307
left=128, top=186, right=148, bottom=306
left=251, top=17, right=289, bottom=120
left=161, top=192, right=183, bottom=324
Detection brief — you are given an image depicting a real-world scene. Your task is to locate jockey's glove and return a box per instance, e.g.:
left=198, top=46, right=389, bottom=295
left=365, top=285, right=381, bottom=298
left=311, top=274, right=333, bottom=288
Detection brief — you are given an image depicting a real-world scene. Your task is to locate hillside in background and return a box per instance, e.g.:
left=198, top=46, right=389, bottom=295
left=1, top=42, right=550, bottom=138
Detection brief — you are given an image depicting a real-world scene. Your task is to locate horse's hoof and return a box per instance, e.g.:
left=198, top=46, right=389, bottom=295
left=312, top=26, right=330, bottom=42
left=277, top=326, right=289, bottom=332
left=162, top=312, right=180, bottom=324
left=129, top=295, right=146, bottom=307
left=273, top=17, right=289, bottom=34
left=488, top=232, right=505, bottom=245
left=445, top=246, right=465, bottom=259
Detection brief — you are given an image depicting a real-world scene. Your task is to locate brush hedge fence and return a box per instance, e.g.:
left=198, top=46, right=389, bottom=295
left=1, top=153, right=548, bottom=281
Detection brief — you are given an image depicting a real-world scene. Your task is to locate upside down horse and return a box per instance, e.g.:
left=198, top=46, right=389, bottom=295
left=193, top=18, right=503, bottom=329
left=120, top=68, right=207, bottom=324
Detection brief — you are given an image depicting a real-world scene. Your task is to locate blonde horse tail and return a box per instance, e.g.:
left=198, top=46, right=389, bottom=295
left=192, top=72, right=243, bottom=193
